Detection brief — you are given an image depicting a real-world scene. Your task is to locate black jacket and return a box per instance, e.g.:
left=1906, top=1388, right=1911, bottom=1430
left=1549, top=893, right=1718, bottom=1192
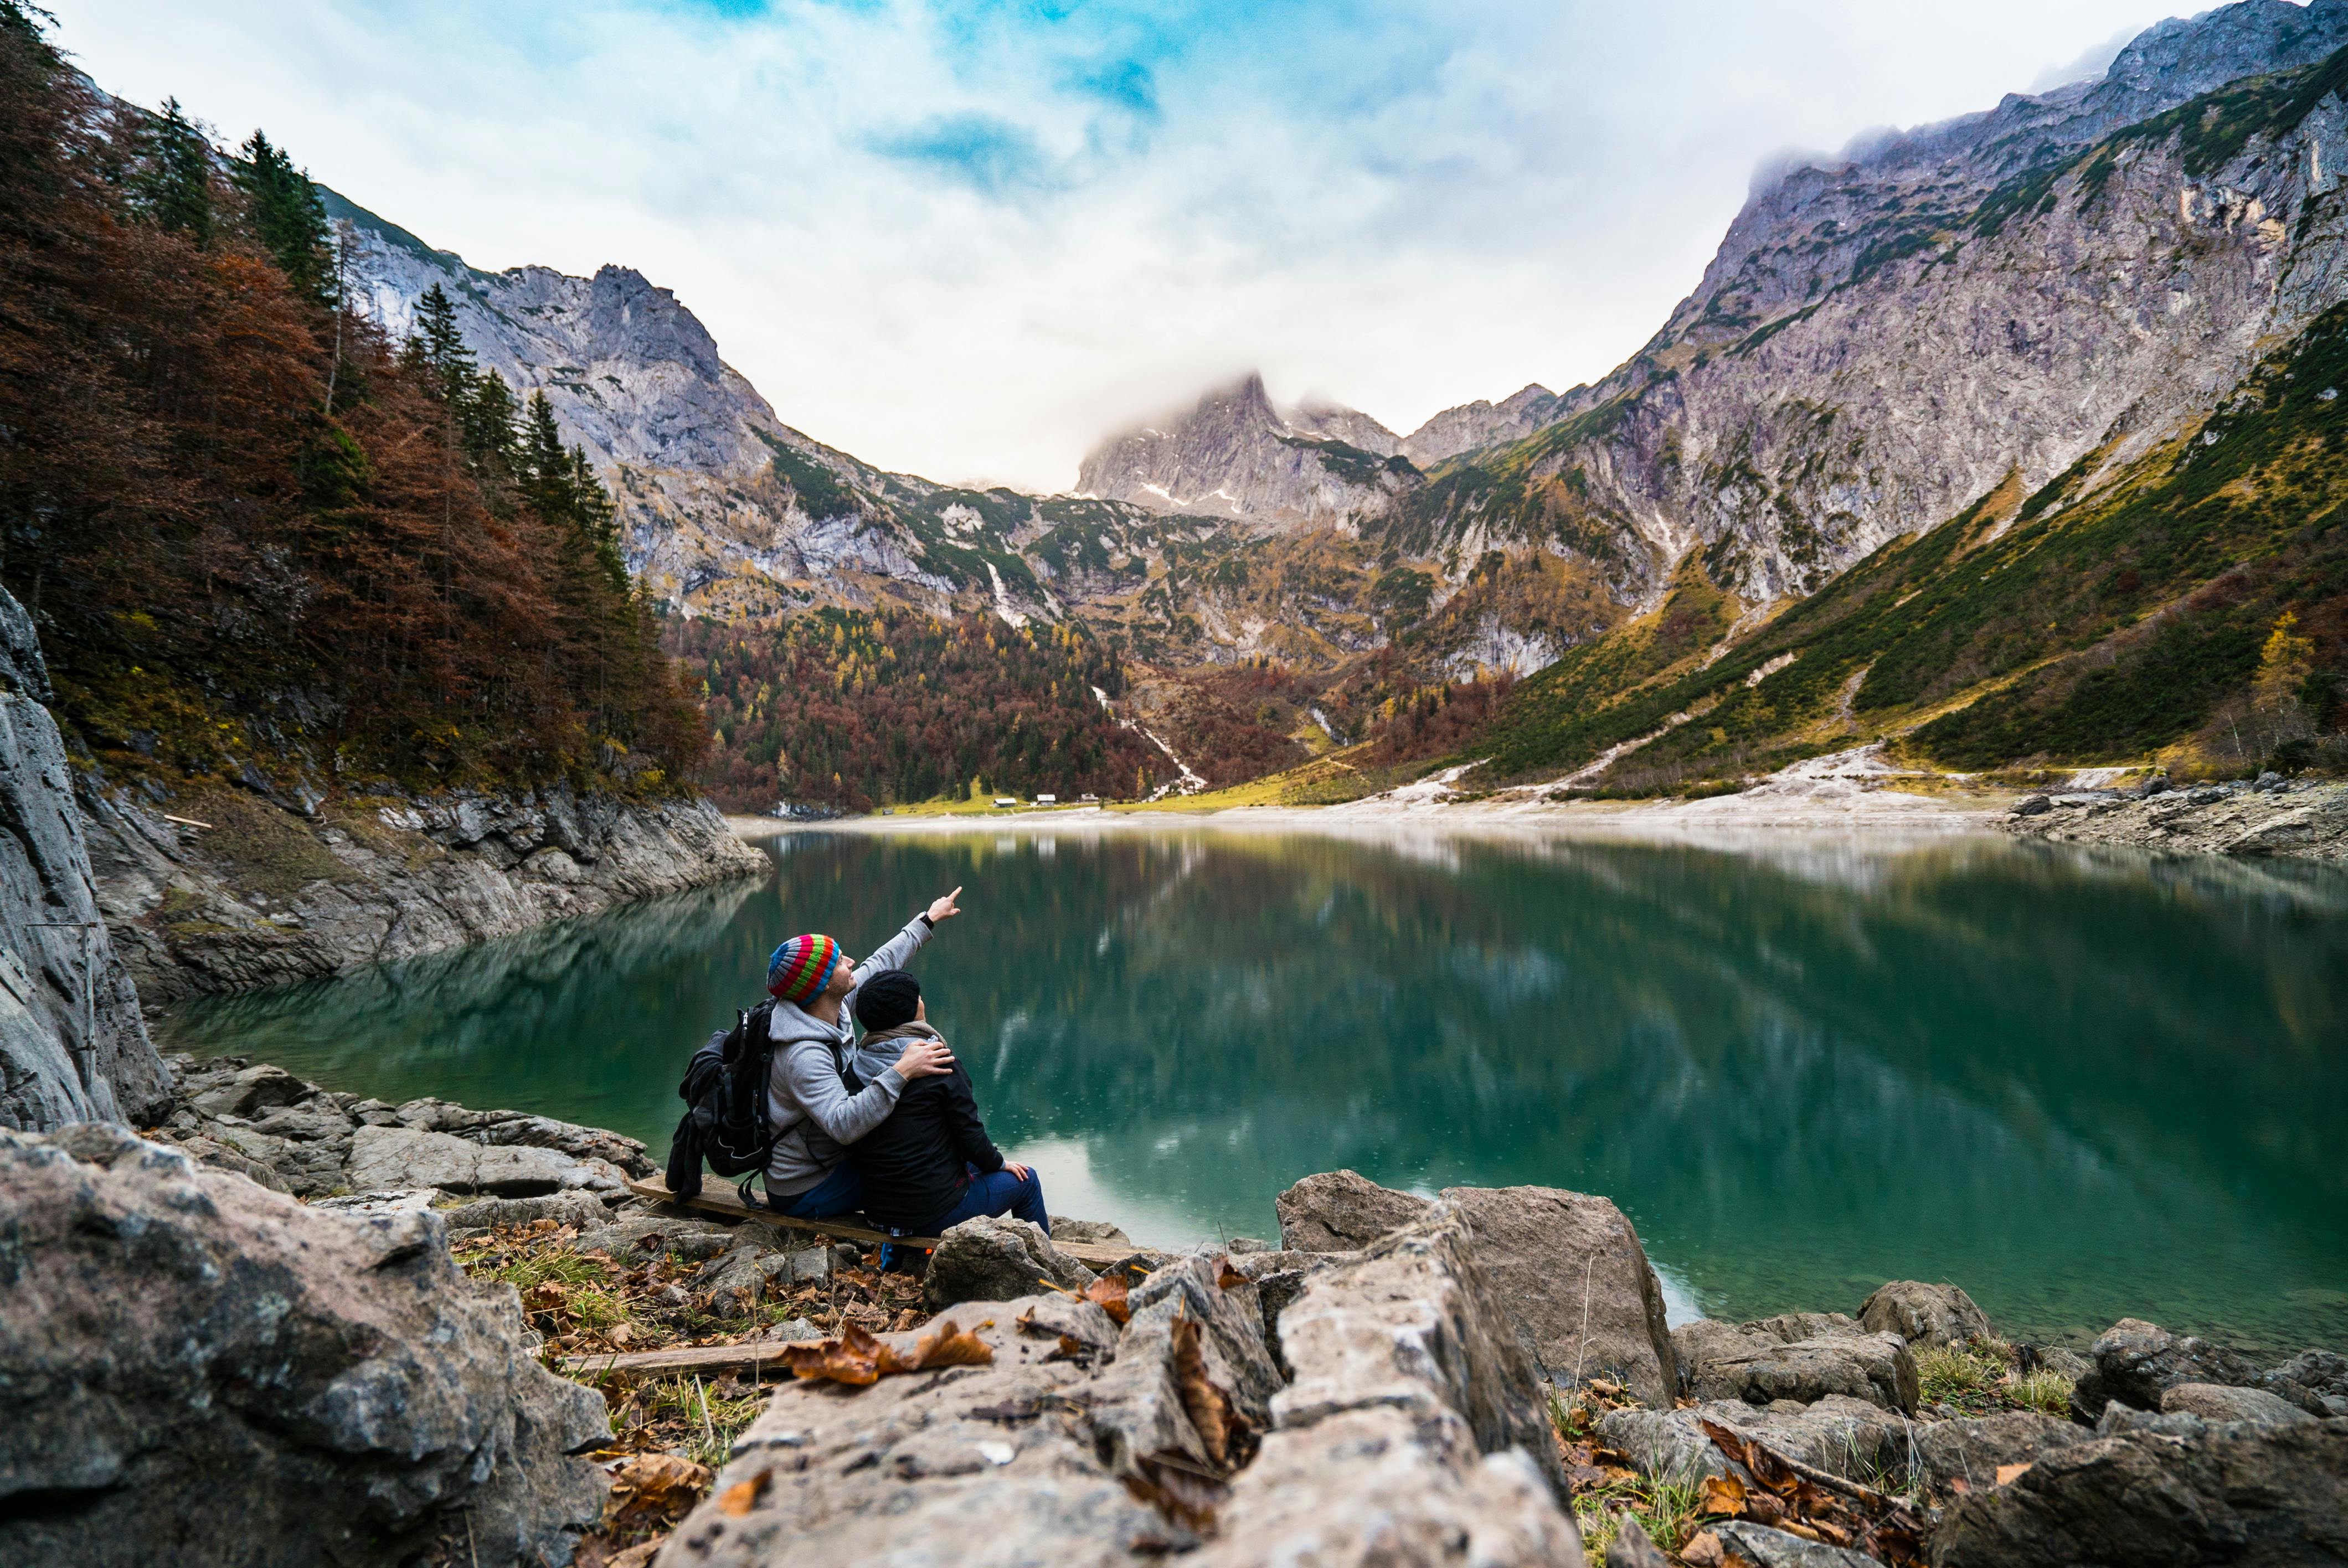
left=846, top=1032, right=1003, bottom=1232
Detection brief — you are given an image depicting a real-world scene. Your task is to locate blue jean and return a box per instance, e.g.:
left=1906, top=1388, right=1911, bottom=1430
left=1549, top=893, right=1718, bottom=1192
left=762, top=1163, right=864, bottom=1220
left=931, top=1164, right=1049, bottom=1235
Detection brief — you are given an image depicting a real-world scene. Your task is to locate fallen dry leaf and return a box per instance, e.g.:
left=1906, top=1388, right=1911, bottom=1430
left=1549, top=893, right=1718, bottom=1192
left=1995, top=1462, right=2033, bottom=1486
left=781, top=1318, right=995, bottom=1385
left=1681, top=1529, right=1727, bottom=1568
left=1700, top=1472, right=1749, bottom=1518
left=886, top=1317, right=995, bottom=1373
left=781, top=1322, right=887, bottom=1385
left=1167, top=1314, right=1252, bottom=1471
left=1084, top=1273, right=1132, bottom=1325
left=716, top=1470, right=769, bottom=1518
left=604, top=1452, right=712, bottom=1530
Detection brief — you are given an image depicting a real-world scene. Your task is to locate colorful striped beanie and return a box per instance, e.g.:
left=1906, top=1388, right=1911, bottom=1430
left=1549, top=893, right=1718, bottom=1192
left=767, top=933, right=841, bottom=1003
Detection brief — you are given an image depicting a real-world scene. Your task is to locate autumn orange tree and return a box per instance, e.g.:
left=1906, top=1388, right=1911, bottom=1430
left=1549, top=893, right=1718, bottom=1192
left=675, top=608, right=1157, bottom=812
left=0, top=3, right=704, bottom=795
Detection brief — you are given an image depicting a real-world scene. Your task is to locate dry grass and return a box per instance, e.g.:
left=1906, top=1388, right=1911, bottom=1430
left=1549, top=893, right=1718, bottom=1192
left=1548, top=1382, right=1713, bottom=1566
left=1917, top=1336, right=2070, bottom=1420
left=459, top=1219, right=940, bottom=1567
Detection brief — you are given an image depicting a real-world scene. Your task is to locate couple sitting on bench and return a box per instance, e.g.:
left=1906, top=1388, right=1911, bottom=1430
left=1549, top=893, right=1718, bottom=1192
left=756, top=886, right=1048, bottom=1252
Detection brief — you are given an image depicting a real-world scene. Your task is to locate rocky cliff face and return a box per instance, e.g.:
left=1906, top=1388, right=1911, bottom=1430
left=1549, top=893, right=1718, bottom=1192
left=1393, top=1, right=2348, bottom=607
left=83, top=780, right=768, bottom=1001
left=1398, top=384, right=1563, bottom=468
left=0, top=585, right=168, bottom=1129
left=1074, top=373, right=1421, bottom=527
left=331, top=195, right=1184, bottom=628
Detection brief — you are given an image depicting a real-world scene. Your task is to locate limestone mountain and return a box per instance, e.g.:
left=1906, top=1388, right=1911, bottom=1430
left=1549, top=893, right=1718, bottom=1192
left=1073, top=373, right=1419, bottom=525
left=1384, top=0, right=2348, bottom=610
left=1396, top=384, right=1563, bottom=468
left=323, top=0, right=2348, bottom=801
left=327, top=194, right=1178, bottom=627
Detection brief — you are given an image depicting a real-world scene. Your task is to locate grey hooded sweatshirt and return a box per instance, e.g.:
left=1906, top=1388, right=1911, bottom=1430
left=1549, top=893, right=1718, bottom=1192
left=761, top=914, right=933, bottom=1197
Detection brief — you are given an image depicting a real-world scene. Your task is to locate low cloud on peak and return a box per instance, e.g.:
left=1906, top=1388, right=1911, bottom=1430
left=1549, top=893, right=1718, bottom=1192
left=48, top=0, right=2196, bottom=491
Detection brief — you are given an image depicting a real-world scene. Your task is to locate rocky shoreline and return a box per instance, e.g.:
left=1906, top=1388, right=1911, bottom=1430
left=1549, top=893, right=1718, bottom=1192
left=84, top=781, right=769, bottom=1002
left=9, top=1053, right=2336, bottom=1568
left=1997, top=775, right=2348, bottom=860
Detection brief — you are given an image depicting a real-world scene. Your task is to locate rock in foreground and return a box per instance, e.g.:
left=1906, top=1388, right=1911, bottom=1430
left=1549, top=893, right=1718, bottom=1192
left=0, top=1123, right=607, bottom=1567
left=921, top=1213, right=1098, bottom=1311
left=657, top=1204, right=1584, bottom=1567
left=1929, top=1412, right=2348, bottom=1567
left=1274, top=1169, right=1679, bottom=1407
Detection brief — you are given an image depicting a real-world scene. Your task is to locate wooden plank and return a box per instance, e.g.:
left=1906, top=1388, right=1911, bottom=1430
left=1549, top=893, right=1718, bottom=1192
left=624, top=1175, right=931, bottom=1247
left=624, top=1175, right=1161, bottom=1270
left=558, top=1343, right=801, bottom=1380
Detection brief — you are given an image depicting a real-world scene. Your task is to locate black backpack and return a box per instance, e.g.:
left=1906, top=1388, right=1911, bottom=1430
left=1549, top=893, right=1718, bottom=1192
left=665, top=1000, right=782, bottom=1201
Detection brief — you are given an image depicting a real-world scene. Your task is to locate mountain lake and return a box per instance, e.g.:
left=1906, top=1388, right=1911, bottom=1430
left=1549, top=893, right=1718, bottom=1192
left=159, top=823, right=2348, bottom=1355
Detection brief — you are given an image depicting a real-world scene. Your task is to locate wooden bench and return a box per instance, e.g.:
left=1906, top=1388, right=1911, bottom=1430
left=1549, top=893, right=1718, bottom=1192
left=623, top=1175, right=1155, bottom=1272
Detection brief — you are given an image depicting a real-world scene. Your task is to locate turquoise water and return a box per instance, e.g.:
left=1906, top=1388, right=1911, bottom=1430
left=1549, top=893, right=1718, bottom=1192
left=160, top=826, right=2348, bottom=1354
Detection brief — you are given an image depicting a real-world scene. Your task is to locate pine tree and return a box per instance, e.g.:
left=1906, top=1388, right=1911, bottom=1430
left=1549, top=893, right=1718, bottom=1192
left=520, top=391, right=572, bottom=516
left=569, top=447, right=627, bottom=591
left=233, top=130, right=332, bottom=305
left=410, top=283, right=474, bottom=405
left=137, top=97, right=212, bottom=245
left=460, top=368, right=519, bottom=479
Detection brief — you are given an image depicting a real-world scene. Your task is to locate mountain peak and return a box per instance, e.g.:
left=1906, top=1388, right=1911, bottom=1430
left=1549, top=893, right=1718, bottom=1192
left=1074, top=375, right=1411, bottom=522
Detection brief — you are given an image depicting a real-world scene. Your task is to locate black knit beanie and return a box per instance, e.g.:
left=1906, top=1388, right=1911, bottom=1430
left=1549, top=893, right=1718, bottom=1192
left=853, top=968, right=921, bottom=1034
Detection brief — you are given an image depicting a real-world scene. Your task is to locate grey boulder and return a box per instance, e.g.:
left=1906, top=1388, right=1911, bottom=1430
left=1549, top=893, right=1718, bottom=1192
left=1598, top=1395, right=1904, bottom=1485
left=344, top=1121, right=628, bottom=1198
left=1673, top=1316, right=1919, bottom=1413
left=446, top=1190, right=614, bottom=1232
left=923, top=1213, right=1096, bottom=1311
left=1273, top=1168, right=1435, bottom=1250
left=188, top=1061, right=317, bottom=1120
left=1713, top=1522, right=1882, bottom=1568
left=2071, top=1318, right=2265, bottom=1423
left=1857, top=1280, right=1991, bottom=1348
left=0, top=1123, right=606, bottom=1568
left=0, top=579, right=171, bottom=1132
left=1929, top=1414, right=2348, bottom=1567
left=2160, top=1382, right=2317, bottom=1427
left=1275, top=1170, right=1681, bottom=1408
left=694, top=1245, right=831, bottom=1318
left=1912, top=1411, right=2088, bottom=1494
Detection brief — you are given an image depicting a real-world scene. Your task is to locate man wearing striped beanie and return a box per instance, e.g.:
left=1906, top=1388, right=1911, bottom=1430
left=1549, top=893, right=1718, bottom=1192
left=758, top=886, right=964, bottom=1220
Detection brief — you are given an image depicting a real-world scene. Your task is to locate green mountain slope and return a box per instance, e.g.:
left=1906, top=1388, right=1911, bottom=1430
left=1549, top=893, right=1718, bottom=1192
left=1462, top=302, right=2348, bottom=789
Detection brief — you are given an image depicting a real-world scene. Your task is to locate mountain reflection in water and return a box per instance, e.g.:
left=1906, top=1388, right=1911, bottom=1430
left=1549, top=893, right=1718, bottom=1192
left=162, top=827, right=2348, bottom=1353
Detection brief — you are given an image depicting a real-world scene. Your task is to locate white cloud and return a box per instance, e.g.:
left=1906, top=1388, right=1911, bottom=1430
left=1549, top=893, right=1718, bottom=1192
left=50, top=0, right=2196, bottom=491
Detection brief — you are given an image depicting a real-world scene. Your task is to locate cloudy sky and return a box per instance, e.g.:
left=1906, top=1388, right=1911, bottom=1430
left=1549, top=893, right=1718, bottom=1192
left=55, top=1, right=2200, bottom=491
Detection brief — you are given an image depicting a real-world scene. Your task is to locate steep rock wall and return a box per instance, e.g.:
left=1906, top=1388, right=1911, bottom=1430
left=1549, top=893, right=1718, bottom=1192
left=1396, top=6, right=2348, bottom=606
left=85, top=781, right=768, bottom=1000
left=0, top=586, right=168, bottom=1129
